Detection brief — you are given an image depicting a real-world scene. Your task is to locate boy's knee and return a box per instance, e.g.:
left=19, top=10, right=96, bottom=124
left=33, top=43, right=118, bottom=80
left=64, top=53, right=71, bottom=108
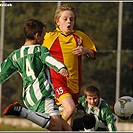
left=65, top=104, right=76, bottom=114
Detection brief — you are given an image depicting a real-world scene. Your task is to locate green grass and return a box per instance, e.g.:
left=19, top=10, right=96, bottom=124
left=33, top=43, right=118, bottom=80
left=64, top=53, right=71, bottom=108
left=0, top=123, right=48, bottom=131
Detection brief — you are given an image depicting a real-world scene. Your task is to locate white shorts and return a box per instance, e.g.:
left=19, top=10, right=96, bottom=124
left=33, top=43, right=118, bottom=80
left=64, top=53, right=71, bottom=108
left=44, top=98, right=60, bottom=116
left=37, top=98, right=60, bottom=116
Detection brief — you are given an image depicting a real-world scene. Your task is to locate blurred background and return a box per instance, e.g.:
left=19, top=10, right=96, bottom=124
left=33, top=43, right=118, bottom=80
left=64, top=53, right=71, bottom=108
left=0, top=1, right=132, bottom=130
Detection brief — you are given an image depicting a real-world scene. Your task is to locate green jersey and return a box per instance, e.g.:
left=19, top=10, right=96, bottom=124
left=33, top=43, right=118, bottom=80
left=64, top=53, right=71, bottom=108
left=78, top=96, right=117, bottom=131
left=0, top=45, right=66, bottom=111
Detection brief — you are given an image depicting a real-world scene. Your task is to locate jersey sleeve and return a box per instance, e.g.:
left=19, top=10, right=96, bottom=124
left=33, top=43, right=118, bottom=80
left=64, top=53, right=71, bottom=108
left=102, top=106, right=117, bottom=131
left=77, top=96, right=87, bottom=113
left=40, top=46, right=67, bottom=72
left=0, top=55, right=16, bottom=83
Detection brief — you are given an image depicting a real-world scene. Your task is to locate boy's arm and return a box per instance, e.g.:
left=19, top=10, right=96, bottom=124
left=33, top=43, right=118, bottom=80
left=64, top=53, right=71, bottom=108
left=73, top=31, right=97, bottom=59
left=72, top=46, right=96, bottom=59
left=107, top=116, right=117, bottom=131
left=45, top=55, right=68, bottom=76
left=76, top=96, right=86, bottom=114
left=77, top=103, right=86, bottom=114
left=0, top=57, right=16, bottom=83
left=104, top=109, right=117, bottom=131
left=41, top=47, right=68, bottom=77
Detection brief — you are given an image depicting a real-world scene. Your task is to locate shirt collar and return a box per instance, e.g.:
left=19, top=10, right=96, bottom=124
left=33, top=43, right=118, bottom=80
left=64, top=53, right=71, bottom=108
left=97, top=98, right=102, bottom=108
left=56, top=27, right=75, bottom=36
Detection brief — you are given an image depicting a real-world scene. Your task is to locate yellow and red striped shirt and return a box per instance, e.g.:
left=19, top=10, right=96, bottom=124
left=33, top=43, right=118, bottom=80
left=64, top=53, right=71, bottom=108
left=42, top=28, right=96, bottom=103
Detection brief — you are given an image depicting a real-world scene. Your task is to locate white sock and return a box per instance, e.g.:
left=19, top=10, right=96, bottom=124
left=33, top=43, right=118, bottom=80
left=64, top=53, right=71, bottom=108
left=20, top=107, right=51, bottom=128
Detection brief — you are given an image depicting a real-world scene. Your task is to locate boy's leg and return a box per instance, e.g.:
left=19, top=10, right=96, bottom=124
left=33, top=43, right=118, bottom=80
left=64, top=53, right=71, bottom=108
left=52, top=79, right=76, bottom=127
left=72, top=117, right=84, bottom=131
left=39, top=98, right=71, bottom=131
left=83, top=114, right=96, bottom=129
left=3, top=99, right=72, bottom=131
left=60, top=117, right=72, bottom=131
left=61, top=96, right=76, bottom=126
left=83, top=114, right=107, bottom=131
left=47, top=115, right=71, bottom=131
left=3, top=102, right=51, bottom=128
left=22, top=108, right=51, bottom=128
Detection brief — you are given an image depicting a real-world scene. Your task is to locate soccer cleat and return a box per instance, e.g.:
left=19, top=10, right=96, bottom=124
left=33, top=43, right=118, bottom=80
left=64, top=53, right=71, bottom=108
left=3, top=102, right=22, bottom=116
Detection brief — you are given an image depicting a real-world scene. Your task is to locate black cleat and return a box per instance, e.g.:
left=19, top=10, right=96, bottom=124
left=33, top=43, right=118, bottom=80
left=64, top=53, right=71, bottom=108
left=3, top=102, right=22, bottom=116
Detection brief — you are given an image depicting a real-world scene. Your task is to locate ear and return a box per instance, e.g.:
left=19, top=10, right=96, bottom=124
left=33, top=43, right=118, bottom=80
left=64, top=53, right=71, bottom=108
left=56, top=21, right=59, bottom=26
left=34, top=32, right=39, bottom=39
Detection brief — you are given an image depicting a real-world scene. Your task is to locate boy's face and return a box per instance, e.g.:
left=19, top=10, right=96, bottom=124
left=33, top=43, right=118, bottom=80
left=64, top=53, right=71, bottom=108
left=57, top=10, right=74, bottom=34
left=85, top=93, right=99, bottom=108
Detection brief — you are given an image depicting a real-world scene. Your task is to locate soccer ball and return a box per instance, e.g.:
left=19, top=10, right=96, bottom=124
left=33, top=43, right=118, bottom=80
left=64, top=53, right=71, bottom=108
left=114, top=96, right=133, bottom=120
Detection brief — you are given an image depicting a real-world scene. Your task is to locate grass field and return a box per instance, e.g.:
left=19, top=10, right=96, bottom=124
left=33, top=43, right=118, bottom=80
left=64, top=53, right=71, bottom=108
left=0, top=123, right=48, bottom=131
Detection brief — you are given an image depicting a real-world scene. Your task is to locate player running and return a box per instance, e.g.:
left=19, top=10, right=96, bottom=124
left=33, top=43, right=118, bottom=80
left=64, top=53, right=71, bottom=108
left=42, top=4, right=97, bottom=126
left=1, top=19, right=71, bottom=131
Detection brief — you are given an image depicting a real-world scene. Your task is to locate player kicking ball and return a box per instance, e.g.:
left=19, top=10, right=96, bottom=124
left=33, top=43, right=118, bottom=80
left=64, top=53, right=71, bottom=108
left=1, top=19, right=71, bottom=131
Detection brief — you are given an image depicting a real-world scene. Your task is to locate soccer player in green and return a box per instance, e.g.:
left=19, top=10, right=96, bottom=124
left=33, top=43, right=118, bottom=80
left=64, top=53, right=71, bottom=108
left=72, top=85, right=117, bottom=131
left=1, top=19, right=71, bottom=131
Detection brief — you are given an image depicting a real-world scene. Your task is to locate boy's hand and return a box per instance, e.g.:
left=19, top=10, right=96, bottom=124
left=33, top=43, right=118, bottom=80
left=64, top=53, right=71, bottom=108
left=72, top=46, right=95, bottom=59
left=59, top=68, right=69, bottom=77
left=72, top=46, right=85, bottom=56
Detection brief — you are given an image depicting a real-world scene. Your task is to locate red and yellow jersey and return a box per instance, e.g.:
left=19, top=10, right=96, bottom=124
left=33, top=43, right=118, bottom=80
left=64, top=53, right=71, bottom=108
left=42, top=28, right=96, bottom=97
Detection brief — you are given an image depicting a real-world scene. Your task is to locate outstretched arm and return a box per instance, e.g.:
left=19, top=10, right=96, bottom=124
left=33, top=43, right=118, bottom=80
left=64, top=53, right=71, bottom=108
left=41, top=46, right=68, bottom=77
left=0, top=57, right=16, bottom=83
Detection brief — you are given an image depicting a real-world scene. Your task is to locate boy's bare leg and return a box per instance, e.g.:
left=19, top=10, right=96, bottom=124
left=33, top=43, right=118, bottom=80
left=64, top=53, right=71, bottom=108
left=61, top=96, right=76, bottom=126
left=48, top=115, right=72, bottom=131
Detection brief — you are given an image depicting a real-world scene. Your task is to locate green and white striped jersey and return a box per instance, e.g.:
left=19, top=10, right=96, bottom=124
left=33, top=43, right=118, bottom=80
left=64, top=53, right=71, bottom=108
left=78, top=96, right=117, bottom=131
left=0, top=45, right=66, bottom=111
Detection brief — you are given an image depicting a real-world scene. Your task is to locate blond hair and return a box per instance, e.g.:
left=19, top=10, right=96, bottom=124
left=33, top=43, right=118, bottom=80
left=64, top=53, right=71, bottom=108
left=54, top=4, right=77, bottom=26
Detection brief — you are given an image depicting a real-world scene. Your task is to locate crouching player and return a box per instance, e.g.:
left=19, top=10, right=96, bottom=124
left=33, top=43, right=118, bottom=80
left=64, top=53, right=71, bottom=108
left=72, top=85, right=117, bottom=131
